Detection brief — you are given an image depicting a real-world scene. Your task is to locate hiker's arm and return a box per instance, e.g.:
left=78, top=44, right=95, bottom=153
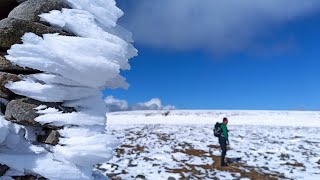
left=226, top=127, right=230, bottom=145
left=221, top=125, right=229, bottom=141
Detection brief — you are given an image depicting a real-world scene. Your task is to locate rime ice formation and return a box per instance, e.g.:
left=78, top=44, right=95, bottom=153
left=0, top=0, right=137, bottom=179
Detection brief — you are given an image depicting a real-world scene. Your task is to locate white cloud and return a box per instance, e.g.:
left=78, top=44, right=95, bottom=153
left=105, top=96, right=129, bottom=112
left=118, top=0, right=320, bottom=53
left=105, top=96, right=175, bottom=112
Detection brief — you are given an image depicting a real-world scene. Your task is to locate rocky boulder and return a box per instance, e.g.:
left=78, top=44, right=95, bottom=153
left=37, top=129, right=60, bottom=145
left=0, top=18, right=67, bottom=49
left=5, top=98, right=40, bottom=127
left=0, top=72, right=20, bottom=99
left=5, top=98, right=75, bottom=128
left=9, top=0, right=69, bottom=22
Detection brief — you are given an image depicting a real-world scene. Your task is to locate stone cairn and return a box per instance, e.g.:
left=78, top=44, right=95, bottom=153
left=0, top=0, right=76, bottom=179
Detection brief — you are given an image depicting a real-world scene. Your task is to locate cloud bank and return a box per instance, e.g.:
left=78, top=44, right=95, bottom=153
left=117, top=0, right=320, bottom=53
left=105, top=96, right=175, bottom=112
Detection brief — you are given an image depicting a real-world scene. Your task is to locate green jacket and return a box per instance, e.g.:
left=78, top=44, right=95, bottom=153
left=220, top=123, right=229, bottom=141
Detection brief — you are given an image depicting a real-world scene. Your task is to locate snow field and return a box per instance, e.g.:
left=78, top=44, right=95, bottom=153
left=102, top=110, right=320, bottom=179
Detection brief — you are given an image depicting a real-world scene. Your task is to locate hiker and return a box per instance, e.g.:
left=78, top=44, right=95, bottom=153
left=214, top=117, right=229, bottom=166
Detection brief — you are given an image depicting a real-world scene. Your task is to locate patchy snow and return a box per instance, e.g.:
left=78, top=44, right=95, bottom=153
left=99, top=110, right=320, bottom=180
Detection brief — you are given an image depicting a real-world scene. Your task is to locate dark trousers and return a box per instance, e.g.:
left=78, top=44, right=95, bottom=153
left=219, top=137, right=227, bottom=165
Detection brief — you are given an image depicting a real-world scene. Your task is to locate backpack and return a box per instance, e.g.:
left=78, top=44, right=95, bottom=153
left=213, top=122, right=222, bottom=137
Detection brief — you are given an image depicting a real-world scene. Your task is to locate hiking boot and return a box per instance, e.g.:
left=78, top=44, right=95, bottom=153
left=221, top=163, right=229, bottom=167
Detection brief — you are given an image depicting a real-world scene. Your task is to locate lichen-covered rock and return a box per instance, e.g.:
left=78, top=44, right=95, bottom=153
left=5, top=98, right=74, bottom=127
left=0, top=18, right=67, bottom=49
left=9, top=0, right=69, bottom=22
left=0, top=72, right=20, bottom=99
left=5, top=98, right=40, bottom=127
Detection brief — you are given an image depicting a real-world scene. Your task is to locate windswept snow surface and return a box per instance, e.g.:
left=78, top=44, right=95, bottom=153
left=102, top=110, right=320, bottom=180
left=108, top=110, right=320, bottom=127
left=2, top=0, right=136, bottom=179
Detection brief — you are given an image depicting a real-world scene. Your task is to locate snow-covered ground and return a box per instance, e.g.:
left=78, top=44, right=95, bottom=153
left=100, top=110, right=320, bottom=180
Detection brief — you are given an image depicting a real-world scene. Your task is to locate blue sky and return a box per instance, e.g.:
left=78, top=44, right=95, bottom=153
left=104, top=1, right=320, bottom=110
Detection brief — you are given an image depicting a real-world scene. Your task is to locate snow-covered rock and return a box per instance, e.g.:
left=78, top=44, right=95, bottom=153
left=5, top=98, right=74, bottom=127
left=0, top=17, right=67, bottom=49
left=0, top=0, right=137, bottom=179
left=0, top=72, right=20, bottom=99
left=0, top=53, right=38, bottom=73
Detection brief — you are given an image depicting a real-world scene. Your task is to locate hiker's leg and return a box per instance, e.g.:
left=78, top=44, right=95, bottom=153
left=223, top=139, right=227, bottom=164
left=219, top=138, right=223, bottom=165
left=221, top=146, right=226, bottom=165
left=219, top=138, right=227, bottom=165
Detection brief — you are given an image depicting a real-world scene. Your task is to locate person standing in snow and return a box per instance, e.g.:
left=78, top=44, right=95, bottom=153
left=219, top=117, right=229, bottom=166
